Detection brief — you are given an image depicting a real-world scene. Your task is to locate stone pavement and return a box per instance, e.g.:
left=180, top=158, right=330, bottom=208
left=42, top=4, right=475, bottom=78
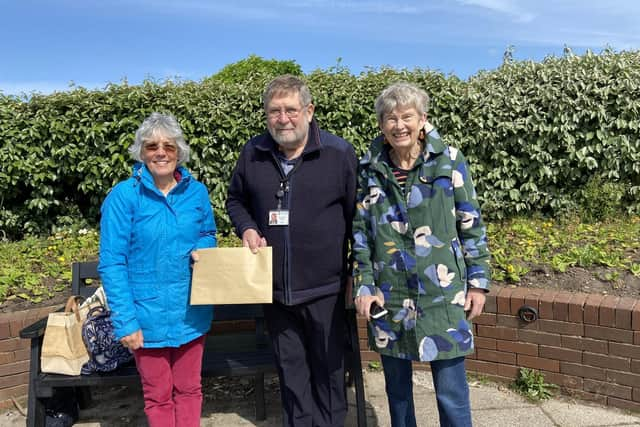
left=2, top=370, right=639, bottom=426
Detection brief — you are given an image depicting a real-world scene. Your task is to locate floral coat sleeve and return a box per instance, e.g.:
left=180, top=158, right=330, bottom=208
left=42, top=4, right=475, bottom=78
left=352, top=127, right=490, bottom=361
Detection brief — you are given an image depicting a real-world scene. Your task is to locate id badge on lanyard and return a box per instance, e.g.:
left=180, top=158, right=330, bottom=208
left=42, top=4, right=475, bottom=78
left=270, top=156, right=300, bottom=227
left=268, top=210, right=289, bottom=226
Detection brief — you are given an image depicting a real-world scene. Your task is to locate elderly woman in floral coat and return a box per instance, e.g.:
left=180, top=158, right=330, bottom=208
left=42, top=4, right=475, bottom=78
left=353, top=82, right=490, bottom=427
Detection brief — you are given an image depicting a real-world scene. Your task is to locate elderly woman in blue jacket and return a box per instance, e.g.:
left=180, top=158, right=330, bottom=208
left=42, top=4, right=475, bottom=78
left=98, top=112, right=216, bottom=427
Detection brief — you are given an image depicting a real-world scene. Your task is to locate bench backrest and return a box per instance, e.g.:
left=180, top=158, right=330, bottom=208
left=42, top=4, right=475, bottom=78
left=71, top=261, right=266, bottom=335
left=72, top=261, right=100, bottom=298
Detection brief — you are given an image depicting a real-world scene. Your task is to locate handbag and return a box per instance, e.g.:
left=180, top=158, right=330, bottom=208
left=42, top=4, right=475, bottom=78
left=41, top=296, right=90, bottom=376
left=80, top=304, right=133, bottom=375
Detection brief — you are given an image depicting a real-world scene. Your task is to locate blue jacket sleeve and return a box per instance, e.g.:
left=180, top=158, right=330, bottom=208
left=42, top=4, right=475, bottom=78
left=97, top=182, right=140, bottom=340
left=196, top=183, right=217, bottom=249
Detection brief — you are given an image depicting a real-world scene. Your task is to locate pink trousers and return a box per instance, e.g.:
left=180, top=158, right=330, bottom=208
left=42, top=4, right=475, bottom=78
left=133, top=335, right=206, bottom=427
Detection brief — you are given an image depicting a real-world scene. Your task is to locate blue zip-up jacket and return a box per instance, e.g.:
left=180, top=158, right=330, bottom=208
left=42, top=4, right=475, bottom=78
left=226, top=119, right=357, bottom=305
left=98, top=163, right=217, bottom=348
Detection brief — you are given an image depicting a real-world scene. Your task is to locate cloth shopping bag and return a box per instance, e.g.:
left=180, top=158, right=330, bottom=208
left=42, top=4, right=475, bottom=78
left=41, top=296, right=89, bottom=375
left=190, top=247, right=272, bottom=304
left=79, top=285, right=109, bottom=314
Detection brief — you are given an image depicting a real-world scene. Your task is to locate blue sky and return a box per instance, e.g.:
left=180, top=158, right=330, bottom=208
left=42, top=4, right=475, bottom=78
left=2, top=0, right=640, bottom=96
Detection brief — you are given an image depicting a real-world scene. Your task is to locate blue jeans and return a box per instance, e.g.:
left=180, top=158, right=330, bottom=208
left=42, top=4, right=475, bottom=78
left=381, top=355, right=472, bottom=427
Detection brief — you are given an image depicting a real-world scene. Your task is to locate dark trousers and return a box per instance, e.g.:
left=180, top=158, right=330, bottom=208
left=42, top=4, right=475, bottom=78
left=264, top=293, right=347, bottom=427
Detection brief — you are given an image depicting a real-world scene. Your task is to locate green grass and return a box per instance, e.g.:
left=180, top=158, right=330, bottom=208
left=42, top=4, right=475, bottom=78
left=1, top=215, right=639, bottom=306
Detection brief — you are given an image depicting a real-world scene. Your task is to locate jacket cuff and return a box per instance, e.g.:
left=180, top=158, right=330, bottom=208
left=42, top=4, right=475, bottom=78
left=237, top=223, right=261, bottom=239
left=114, top=319, right=141, bottom=342
left=355, top=284, right=377, bottom=297
left=468, top=277, right=489, bottom=291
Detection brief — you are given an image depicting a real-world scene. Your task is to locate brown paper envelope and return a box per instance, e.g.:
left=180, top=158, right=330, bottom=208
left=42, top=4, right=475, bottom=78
left=190, top=247, right=273, bottom=304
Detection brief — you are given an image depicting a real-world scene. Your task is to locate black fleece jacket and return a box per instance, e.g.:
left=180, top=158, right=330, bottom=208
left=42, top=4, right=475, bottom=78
left=226, top=119, right=357, bottom=305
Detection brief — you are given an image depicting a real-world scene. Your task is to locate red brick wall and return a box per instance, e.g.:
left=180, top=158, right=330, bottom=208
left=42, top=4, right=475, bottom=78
left=0, top=305, right=60, bottom=410
left=357, top=286, right=640, bottom=412
left=4, top=286, right=640, bottom=413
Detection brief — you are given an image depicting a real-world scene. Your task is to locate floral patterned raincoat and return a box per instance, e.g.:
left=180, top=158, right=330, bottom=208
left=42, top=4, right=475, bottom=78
left=352, top=126, right=490, bottom=361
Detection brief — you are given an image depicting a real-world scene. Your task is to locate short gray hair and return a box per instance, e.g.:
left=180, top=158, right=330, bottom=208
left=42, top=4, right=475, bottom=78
left=129, top=112, right=190, bottom=165
left=374, top=82, right=430, bottom=125
left=263, top=75, right=312, bottom=110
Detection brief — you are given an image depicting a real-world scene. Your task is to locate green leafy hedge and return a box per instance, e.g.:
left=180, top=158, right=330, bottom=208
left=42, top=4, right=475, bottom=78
left=1, top=50, right=640, bottom=239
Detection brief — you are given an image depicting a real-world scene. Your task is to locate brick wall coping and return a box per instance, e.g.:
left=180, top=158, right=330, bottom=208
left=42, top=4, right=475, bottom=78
left=486, top=285, right=640, bottom=332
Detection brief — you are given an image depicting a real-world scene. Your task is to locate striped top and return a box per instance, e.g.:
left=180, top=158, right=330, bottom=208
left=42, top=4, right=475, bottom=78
left=392, top=167, right=410, bottom=193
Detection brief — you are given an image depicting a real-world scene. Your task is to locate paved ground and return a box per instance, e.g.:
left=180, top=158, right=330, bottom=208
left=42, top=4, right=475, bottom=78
left=3, top=370, right=640, bottom=426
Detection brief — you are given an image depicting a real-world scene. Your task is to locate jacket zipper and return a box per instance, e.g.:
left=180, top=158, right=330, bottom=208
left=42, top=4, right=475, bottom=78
left=283, top=179, right=292, bottom=305
left=271, top=153, right=294, bottom=305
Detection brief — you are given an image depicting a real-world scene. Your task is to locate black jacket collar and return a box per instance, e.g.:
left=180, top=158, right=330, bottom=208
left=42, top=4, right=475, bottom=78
left=255, top=118, right=323, bottom=156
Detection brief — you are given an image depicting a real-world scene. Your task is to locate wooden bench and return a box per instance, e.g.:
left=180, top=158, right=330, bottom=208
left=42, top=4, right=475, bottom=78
left=20, top=261, right=367, bottom=426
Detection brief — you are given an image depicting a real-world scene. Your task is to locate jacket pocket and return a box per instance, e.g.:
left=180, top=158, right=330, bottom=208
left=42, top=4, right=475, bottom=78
left=131, top=286, right=165, bottom=341
left=451, top=238, right=467, bottom=285
left=181, top=205, right=204, bottom=223
left=178, top=205, right=205, bottom=242
left=131, top=285, right=158, bottom=301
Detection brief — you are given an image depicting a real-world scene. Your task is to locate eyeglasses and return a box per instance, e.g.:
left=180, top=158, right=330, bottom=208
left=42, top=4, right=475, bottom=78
left=383, top=113, right=419, bottom=127
left=266, top=107, right=305, bottom=120
left=143, top=142, right=178, bottom=154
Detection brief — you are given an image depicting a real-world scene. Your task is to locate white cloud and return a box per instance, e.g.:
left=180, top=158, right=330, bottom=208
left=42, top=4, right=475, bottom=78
left=455, top=0, right=535, bottom=23
left=136, top=0, right=438, bottom=18
left=448, top=0, right=640, bottom=49
left=282, top=0, right=426, bottom=14
left=132, top=0, right=279, bottom=19
left=512, top=2, right=640, bottom=49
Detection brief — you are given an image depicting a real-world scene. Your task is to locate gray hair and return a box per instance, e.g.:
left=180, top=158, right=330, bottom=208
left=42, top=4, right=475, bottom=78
left=374, top=82, right=430, bottom=125
left=262, top=75, right=312, bottom=110
left=129, top=112, right=190, bottom=165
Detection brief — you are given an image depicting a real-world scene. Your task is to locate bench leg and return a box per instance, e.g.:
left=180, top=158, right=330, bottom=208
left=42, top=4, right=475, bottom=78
left=32, top=397, right=47, bottom=427
left=26, top=384, right=46, bottom=427
left=353, top=362, right=366, bottom=427
left=27, top=338, right=46, bottom=427
left=346, top=309, right=367, bottom=427
left=75, top=386, right=93, bottom=409
left=254, top=373, right=266, bottom=421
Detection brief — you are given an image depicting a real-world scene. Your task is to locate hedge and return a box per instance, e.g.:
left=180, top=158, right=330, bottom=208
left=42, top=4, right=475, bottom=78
left=1, top=49, right=639, bottom=239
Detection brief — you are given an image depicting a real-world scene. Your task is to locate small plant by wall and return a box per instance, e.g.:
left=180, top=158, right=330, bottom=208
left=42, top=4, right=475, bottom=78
left=512, top=367, right=558, bottom=401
